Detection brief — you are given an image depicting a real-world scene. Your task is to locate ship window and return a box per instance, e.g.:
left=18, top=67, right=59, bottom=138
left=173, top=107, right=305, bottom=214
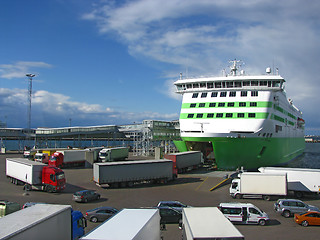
left=220, top=92, right=227, bottom=97
left=187, top=84, right=192, bottom=89
left=226, top=82, right=233, bottom=88
left=248, top=113, right=256, bottom=118
left=215, top=82, right=222, bottom=88
left=201, top=92, right=207, bottom=98
left=275, top=125, right=282, bottom=132
left=196, top=113, right=203, bottom=118
left=251, top=81, right=258, bottom=86
left=251, top=91, right=258, bottom=97
left=211, top=92, right=218, bottom=97
left=243, top=81, right=250, bottom=86
left=272, top=81, right=281, bottom=87
left=207, top=113, right=214, bottom=118
left=187, top=114, right=194, bottom=118
left=241, top=91, right=247, bottom=97
left=260, top=81, right=267, bottom=86
left=190, top=103, right=196, bottom=108
left=238, top=113, right=245, bottom=118
left=216, top=113, right=223, bottom=118
left=228, top=102, right=235, bottom=107
left=218, top=103, right=225, bottom=107
left=207, top=82, right=214, bottom=88
left=193, top=83, right=199, bottom=88
left=226, top=113, right=233, bottom=118
left=199, top=103, right=205, bottom=107
left=209, top=103, right=216, bottom=107
left=235, top=81, right=242, bottom=87
left=268, top=81, right=272, bottom=87
left=239, top=102, right=246, bottom=107
left=250, top=102, right=257, bottom=107
left=192, top=93, right=199, bottom=98
left=200, top=83, right=206, bottom=88
left=229, top=91, right=236, bottom=97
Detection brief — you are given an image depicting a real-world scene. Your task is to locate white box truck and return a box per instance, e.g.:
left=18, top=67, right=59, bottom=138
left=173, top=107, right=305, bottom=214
left=258, top=167, right=320, bottom=197
left=0, top=204, right=72, bottom=240
left=230, top=172, right=287, bottom=200
left=93, top=159, right=177, bottom=188
left=164, top=151, right=203, bottom=173
left=81, top=208, right=161, bottom=240
left=181, top=207, right=244, bottom=240
left=98, top=147, right=129, bottom=162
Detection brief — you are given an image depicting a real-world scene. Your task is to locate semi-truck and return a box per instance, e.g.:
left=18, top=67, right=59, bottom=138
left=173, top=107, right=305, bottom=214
left=6, top=158, right=66, bottom=193
left=49, top=149, right=87, bottom=168
left=164, top=151, right=203, bottom=173
left=80, top=208, right=160, bottom=240
left=0, top=204, right=86, bottom=240
left=34, top=152, right=50, bottom=164
left=230, top=172, right=287, bottom=200
left=181, top=207, right=244, bottom=240
left=98, top=147, right=129, bottom=162
left=93, top=159, right=177, bottom=188
left=259, top=167, right=320, bottom=197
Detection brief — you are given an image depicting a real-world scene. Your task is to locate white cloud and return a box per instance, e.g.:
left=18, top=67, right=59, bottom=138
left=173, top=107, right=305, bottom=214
left=0, top=61, right=52, bottom=79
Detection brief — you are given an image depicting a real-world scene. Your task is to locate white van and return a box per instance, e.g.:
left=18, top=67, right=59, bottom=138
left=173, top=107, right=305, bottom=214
left=218, top=203, right=269, bottom=226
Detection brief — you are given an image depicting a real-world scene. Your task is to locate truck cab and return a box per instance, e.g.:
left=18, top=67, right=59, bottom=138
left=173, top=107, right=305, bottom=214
left=49, top=152, right=64, bottom=168
left=34, top=153, right=50, bottom=164
left=41, top=166, right=66, bottom=192
left=72, top=210, right=87, bottom=240
left=218, top=202, right=269, bottom=226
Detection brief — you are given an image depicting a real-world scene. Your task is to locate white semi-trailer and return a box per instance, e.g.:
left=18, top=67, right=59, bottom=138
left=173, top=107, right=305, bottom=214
left=81, top=209, right=161, bottom=240
left=98, top=147, right=129, bottom=162
left=181, top=207, right=244, bottom=240
left=258, top=167, right=320, bottom=197
left=93, top=159, right=177, bottom=188
left=0, top=204, right=72, bottom=240
left=164, top=151, right=203, bottom=173
left=230, top=172, right=287, bottom=200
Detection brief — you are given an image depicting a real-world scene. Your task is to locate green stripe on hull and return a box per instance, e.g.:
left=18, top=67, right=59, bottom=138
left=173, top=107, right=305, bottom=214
left=179, top=136, right=305, bottom=170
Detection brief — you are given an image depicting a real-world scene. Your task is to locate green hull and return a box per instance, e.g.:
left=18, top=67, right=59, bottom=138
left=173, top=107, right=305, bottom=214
left=175, top=137, right=305, bottom=170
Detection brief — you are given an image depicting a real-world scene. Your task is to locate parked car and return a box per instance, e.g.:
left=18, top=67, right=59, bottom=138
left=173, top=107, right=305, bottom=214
left=22, top=202, right=45, bottom=209
left=158, top=207, right=182, bottom=224
left=0, top=201, right=20, bottom=217
left=274, top=199, right=319, bottom=218
left=72, top=190, right=101, bottom=203
left=85, top=207, right=119, bottom=222
left=157, top=201, right=189, bottom=212
left=294, top=211, right=320, bottom=227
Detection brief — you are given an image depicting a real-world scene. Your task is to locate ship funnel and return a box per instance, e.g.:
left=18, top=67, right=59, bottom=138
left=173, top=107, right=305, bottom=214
left=266, top=67, right=271, bottom=74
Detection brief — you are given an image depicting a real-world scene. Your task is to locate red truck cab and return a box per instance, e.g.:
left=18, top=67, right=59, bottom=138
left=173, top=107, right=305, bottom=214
left=49, top=152, right=64, bottom=168
left=41, top=166, right=66, bottom=192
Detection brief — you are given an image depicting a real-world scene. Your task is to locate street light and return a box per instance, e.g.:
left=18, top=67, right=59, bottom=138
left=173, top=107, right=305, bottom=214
left=26, top=74, right=35, bottom=130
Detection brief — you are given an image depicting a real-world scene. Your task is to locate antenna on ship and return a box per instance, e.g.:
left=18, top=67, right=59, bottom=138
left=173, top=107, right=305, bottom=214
left=229, top=59, right=242, bottom=76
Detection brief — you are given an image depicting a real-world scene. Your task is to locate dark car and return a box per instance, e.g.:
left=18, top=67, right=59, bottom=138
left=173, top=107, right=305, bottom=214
left=158, top=207, right=182, bottom=224
left=85, top=207, right=119, bottom=222
left=72, top=190, right=101, bottom=203
left=157, top=201, right=189, bottom=212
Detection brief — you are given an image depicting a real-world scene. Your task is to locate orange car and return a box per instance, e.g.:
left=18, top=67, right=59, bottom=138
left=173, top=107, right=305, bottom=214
left=294, top=211, right=320, bottom=227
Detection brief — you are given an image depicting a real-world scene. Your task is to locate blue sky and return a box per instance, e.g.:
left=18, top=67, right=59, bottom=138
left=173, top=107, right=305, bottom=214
left=0, top=0, right=320, bottom=135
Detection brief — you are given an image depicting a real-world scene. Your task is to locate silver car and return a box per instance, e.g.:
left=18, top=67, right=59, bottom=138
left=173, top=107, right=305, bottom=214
left=274, top=199, right=319, bottom=218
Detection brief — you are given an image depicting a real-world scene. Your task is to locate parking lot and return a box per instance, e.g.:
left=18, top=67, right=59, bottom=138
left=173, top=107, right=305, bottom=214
left=1, top=153, right=320, bottom=239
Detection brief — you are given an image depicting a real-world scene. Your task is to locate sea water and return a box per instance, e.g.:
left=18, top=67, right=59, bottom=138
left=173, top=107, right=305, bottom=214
left=287, top=143, right=320, bottom=169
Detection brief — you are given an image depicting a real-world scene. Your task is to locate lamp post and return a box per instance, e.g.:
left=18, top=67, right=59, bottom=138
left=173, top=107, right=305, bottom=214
left=26, top=74, right=35, bottom=130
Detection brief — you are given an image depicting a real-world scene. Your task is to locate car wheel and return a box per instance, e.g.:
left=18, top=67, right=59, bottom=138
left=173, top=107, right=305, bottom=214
left=90, top=217, right=98, bottom=223
left=283, top=210, right=291, bottom=218
left=97, top=195, right=100, bottom=200
left=301, top=220, right=309, bottom=227
left=84, top=198, right=88, bottom=203
left=258, top=219, right=266, bottom=226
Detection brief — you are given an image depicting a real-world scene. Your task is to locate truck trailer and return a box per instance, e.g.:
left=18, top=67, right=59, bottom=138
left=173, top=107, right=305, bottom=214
left=181, top=207, right=244, bottom=240
left=93, top=159, right=177, bottom=188
left=81, top=208, right=161, bottom=240
left=0, top=204, right=79, bottom=240
left=258, top=167, right=320, bottom=197
left=6, top=158, right=66, bottom=193
left=98, top=147, right=129, bottom=162
left=230, top=172, right=287, bottom=200
left=164, top=151, right=203, bottom=173
left=49, top=149, right=87, bottom=168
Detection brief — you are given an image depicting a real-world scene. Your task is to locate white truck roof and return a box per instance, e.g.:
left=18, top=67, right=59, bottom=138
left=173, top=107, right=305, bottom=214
left=0, top=204, right=72, bottom=239
left=81, top=208, right=160, bottom=240
left=182, top=207, right=244, bottom=239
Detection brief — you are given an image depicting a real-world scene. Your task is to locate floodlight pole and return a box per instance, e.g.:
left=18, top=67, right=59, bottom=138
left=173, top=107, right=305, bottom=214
left=26, top=74, right=35, bottom=130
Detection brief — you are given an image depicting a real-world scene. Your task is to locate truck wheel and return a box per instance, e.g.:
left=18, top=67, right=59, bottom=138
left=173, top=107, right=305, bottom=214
left=46, top=185, right=54, bottom=193
left=283, top=210, right=291, bottom=218
left=295, top=191, right=303, bottom=198
left=258, top=219, right=266, bottom=226
left=127, top=182, right=134, bottom=187
left=301, top=220, right=309, bottom=227
left=235, top=194, right=242, bottom=199
left=263, top=195, right=271, bottom=201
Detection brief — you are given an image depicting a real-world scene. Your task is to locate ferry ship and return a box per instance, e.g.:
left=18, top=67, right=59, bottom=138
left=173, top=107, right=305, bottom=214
left=173, top=60, right=305, bottom=170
